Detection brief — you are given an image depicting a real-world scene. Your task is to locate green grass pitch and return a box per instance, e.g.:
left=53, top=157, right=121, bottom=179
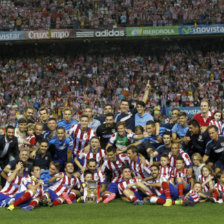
left=0, top=200, right=224, bottom=224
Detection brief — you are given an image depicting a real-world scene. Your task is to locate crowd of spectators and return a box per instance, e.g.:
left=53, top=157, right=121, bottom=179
left=0, top=40, right=224, bottom=128
left=0, top=0, right=224, bottom=31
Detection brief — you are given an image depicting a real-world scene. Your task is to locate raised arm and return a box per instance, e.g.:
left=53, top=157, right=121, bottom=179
left=142, top=80, right=151, bottom=104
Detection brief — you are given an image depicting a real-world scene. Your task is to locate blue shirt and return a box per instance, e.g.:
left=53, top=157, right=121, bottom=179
left=205, top=136, right=224, bottom=163
left=172, top=123, right=189, bottom=138
left=49, top=137, right=73, bottom=162
left=40, top=170, right=55, bottom=190
left=140, top=135, right=161, bottom=148
left=43, top=131, right=57, bottom=141
left=135, top=112, right=154, bottom=127
left=155, top=144, right=171, bottom=161
left=115, top=108, right=137, bottom=132
left=57, top=119, right=79, bottom=133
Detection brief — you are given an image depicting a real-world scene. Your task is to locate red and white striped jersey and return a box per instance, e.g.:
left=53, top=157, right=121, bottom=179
left=147, top=178, right=163, bottom=196
left=101, top=154, right=129, bottom=183
left=168, top=151, right=192, bottom=168
left=69, top=124, right=96, bottom=156
left=198, top=174, right=214, bottom=192
left=48, top=172, right=80, bottom=197
left=80, top=170, right=106, bottom=184
left=25, top=134, right=36, bottom=146
left=209, top=119, right=223, bottom=135
left=78, top=148, right=106, bottom=168
left=0, top=172, right=31, bottom=196
left=127, top=156, right=151, bottom=179
left=118, top=177, right=141, bottom=195
left=159, top=166, right=172, bottom=181
left=171, top=168, right=192, bottom=184
left=214, top=182, right=224, bottom=193
left=188, top=190, right=200, bottom=203
left=29, top=176, right=44, bottom=198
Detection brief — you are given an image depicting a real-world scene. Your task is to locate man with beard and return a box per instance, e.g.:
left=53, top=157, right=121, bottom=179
left=96, top=113, right=116, bottom=149
left=95, top=104, right=114, bottom=124
left=183, top=119, right=210, bottom=156
left=0, top=126, right=18, bottom=187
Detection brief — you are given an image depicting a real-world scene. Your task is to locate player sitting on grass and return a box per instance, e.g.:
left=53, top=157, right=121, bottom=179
left=40, top=162, right=80, bottom=206
left=182, top=182, right=208, bottom=206
left=0, top=161, right=30, bottom=208
left=7, top=166, right=44, bottom=211
left=170, top=157, right=194, bottom=205
left=144, top=165, right=179, bottom=207
left=118, top=167, right=153, bottom=205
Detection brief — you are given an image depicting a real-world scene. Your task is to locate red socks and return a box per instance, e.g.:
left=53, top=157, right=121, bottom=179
left=157, top=198, right=166, bottom=205
left=29, top=200, right=38, bottom=208
left=69, top=192, right=77, bottom=201
left=162, top=182, right=171, bottom=199
left=213, top=190, right=218, bottom=200
left=178, top=183, right=183, bottom=197
left=14, top=191, right=32, bottom=207
left=53, top=199, right=63, bottom=206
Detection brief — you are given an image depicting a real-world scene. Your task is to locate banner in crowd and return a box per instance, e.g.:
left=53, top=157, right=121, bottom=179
left=166, top=107, right=201, bottom=118
left=75, top=28, right=126, bottom=38
left=75, top=29, right=95, bottom=38
left=0, top=31, right=24, bottom=41
left=24, top=29, right=75, bottom=40
left=179, top=24, right=224, bottom=35
left=126, top=26, right=179, bottom=37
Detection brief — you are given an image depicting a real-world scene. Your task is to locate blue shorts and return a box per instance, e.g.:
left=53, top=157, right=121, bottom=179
left=0, top=193, right=12, bottom=207
left=134, top=191, right=144, bottom=200
left=0, top=193, right=10, bottom=202
left=160, top=183, right=179, bottom=200
left=184, top=183, right=191, bottom=193
left=106, top=183, right=119, bottom=194
left=47, top=189, right=59, bottom=201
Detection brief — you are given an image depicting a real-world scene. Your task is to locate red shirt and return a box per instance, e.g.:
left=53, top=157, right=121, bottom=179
left=193, top=111, right=213, bottom=126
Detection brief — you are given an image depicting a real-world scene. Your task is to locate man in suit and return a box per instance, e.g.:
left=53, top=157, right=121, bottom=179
left=0, top=125, right=18, bottom=187
left=0, top=126, right=18, bottom=169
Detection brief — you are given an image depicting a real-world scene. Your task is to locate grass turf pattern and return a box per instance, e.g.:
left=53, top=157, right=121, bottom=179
left=0, top=200, right=224, bottom=224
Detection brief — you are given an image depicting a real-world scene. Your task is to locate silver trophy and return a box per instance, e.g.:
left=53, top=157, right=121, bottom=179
left=84, top=180, right=99, bottom=203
